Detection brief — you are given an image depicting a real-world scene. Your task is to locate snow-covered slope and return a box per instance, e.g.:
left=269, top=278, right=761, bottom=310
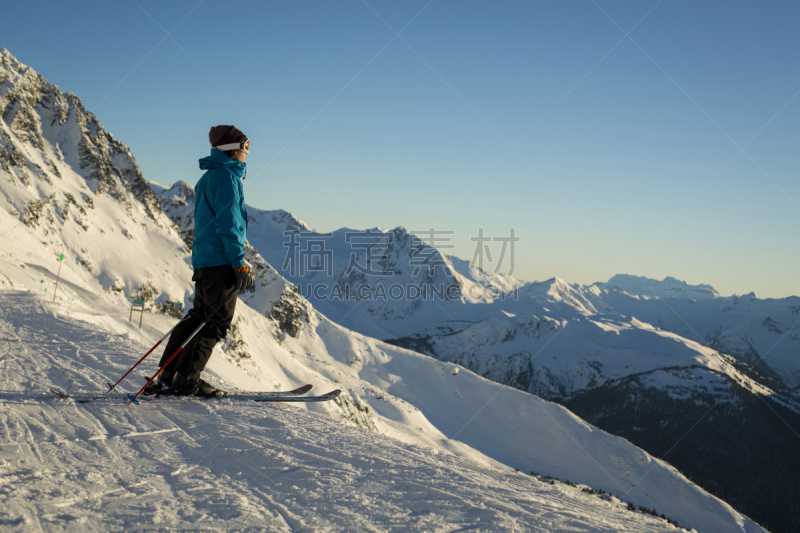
left=0, top=290, right=764, bottom=533
left=391, top=277, right=778, bottom=402
left=0, top=294, right=692, bottom=532
left=153, top=175, right=798, bottom=530
left=586, top=275, right=800, bottom=389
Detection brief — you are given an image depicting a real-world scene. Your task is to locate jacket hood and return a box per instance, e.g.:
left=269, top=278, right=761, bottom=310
left=199, top=148, right=246, bottom=178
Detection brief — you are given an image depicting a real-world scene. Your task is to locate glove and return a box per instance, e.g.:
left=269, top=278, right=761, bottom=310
left=234, top=265, right=255, bottom=292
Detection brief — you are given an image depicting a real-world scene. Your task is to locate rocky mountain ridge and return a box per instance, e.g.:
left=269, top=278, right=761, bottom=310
left=0, top=47, right=192, bottom=311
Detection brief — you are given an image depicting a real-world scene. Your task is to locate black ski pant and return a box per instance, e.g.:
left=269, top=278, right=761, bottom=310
left=158, top=265, right=238, bottom=380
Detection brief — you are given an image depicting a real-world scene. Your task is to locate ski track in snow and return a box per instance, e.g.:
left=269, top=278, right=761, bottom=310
left=0, top=292, right=681, bottom=532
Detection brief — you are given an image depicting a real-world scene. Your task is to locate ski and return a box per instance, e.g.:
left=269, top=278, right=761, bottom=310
left=147, top=383, right=314, bottom=398
left=137, top=376, right=313, bottom=398
left=238, top=384, right=313, bottom=397
left=138, top=379, right=313, bottom=398
left=55, top=383, right=314, bottom=399
left=48, top=387, right=340, bottom=404
left=244, top=389, right=340, bottom=403
left=143, top=389, right=339, bottom=403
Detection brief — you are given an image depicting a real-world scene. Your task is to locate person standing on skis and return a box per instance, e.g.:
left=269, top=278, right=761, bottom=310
left=147, top=125, right=255, bottom=397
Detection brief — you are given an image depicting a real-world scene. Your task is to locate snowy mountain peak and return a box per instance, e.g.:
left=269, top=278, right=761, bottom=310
left=602, top=274, right=719, bottom=299
left=521, top=276, right=598, bottom=314
left=150, top=180, right=195, bottom=203
left=0, top=46, right=190, bottom=309
left=445, top=254, right=523, bottom=297
left=0, top=47, right=26, bottom=76
left=252, top=206, right=313, bottom=233
left=1, top=48, right=172, bottom=231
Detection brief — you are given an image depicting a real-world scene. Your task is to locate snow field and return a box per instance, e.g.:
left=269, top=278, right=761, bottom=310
left=1, top=291, right=686, bottom=532
left=0, top=288, right=767, bottom=532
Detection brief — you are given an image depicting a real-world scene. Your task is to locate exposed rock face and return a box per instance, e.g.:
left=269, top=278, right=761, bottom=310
left=220, top=317, right=251, bottom=362
left=268, top=284, right=310, bottom=340
left=334, top=390, right=376, bottom=430
left=152, top=181, right=195, bottom=249
left=133, top=278, right=160, bottom=303
left=0, top=47, right=191, bottom=307
left=332, top=227, right=463, bottom=313
left=0, top=47, right=174, bottom=233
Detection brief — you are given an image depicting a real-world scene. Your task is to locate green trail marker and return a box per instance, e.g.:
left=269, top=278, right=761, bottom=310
left=53, top=252, right=65, bottom=302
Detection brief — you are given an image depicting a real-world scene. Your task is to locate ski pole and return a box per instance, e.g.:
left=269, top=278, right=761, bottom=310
left=107, top=319, right=183, bottom=392
left=127, top=290, right=237, bottom=406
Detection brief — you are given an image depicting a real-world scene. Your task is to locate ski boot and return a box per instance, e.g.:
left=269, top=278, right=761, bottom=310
left=172, top=372, right=228, bottom=398
left=143, top=371, right=174, bottom=395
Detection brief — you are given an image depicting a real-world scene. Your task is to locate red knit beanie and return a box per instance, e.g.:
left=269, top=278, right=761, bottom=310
left=209, top=125, right=247, bottom=149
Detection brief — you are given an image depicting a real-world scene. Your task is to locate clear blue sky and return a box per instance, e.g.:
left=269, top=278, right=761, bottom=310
left=4, top=1, right=799, bottom=297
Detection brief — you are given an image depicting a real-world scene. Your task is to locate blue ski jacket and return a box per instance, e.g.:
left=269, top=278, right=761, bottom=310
left=192, top=149, right=248, bottom=270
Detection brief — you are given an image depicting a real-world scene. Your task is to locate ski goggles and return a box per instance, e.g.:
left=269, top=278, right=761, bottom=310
left=214, top=138, right=249, bottom=154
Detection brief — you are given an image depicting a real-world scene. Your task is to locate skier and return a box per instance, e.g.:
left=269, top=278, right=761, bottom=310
left=146, top=125, right=255, bottom=397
